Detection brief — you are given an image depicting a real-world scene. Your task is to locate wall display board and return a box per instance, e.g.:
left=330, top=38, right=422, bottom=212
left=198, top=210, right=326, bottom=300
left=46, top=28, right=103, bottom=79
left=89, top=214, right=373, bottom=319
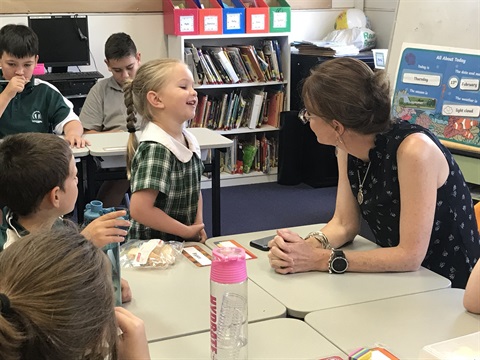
left=387, top=0, right=480, bottom=154
left=391, top=43, right=480, bottom=150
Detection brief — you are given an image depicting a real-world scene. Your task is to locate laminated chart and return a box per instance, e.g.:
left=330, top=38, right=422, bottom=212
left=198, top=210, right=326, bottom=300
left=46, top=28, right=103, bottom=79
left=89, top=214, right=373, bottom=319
left=392, top=44, right=480, bottom=150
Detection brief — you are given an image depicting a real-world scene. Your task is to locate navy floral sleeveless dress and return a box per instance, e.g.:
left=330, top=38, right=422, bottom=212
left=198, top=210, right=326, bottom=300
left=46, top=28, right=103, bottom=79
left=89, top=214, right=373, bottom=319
left=347, top=120, right=480, bottom=288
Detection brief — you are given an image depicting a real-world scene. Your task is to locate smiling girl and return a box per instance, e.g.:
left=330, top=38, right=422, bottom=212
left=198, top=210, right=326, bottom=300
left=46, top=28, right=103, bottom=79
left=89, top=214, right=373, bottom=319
left=124, top=59, right=206, bottom=243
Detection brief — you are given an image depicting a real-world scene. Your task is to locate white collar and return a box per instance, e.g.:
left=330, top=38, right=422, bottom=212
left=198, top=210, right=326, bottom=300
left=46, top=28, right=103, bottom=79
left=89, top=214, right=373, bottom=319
left=138, top=122, right=201, bottom=163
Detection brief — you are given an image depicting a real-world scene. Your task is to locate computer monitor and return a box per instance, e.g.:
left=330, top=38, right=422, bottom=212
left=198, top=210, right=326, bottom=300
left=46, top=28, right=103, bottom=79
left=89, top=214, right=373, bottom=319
left=28, top=15, right=90, bottom=73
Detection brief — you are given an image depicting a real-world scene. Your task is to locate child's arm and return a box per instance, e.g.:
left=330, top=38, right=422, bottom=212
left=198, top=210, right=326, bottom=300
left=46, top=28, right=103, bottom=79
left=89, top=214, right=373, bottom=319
left=464, top=261, right=480, bottom=313
left=63, top=120, right=89, bottom=148
left=195, top=192, right=207, bottom=242
left=0, top=76, right=27, bottom=117
left=130, top=188, right=205, bottom=241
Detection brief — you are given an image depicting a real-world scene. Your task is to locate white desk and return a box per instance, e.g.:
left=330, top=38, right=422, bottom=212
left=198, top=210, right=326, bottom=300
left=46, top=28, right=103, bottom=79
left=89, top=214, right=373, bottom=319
left=148, top=318, right=345, bottom=359
left=305, top=288, right=480, bottom=359
left=122, top=243, right=286, bottom=342
left=84, top=129, right=232, bottom=236
left=206, top=224, right=451, bottom=318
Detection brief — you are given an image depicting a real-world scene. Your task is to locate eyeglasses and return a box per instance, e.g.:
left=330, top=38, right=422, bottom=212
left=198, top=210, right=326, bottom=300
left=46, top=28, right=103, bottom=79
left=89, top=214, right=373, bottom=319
left=298, top=108, right=313, bottom=125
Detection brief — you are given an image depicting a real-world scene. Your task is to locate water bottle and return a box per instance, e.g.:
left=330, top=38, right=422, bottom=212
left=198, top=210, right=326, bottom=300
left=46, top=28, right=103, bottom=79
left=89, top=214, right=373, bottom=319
left=210, top=247, right=248, bottom=360
left=83, top=200, right=125, bottom=306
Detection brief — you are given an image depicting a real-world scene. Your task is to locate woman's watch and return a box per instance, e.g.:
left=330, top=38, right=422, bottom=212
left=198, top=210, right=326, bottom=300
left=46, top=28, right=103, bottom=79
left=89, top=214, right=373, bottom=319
left=328, top=249, right=348, bottom=274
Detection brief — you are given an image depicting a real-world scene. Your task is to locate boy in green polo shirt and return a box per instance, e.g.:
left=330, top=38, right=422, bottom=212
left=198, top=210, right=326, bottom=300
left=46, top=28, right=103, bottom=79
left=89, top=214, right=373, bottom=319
left=0, top=132, right=133, bottom=302
left=0, top=24, right=87, bottom=147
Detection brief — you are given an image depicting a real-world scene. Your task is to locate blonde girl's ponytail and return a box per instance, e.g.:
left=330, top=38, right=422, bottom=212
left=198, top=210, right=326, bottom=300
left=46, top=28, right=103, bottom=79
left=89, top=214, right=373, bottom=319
left=124, top=78, right=138, bottom=179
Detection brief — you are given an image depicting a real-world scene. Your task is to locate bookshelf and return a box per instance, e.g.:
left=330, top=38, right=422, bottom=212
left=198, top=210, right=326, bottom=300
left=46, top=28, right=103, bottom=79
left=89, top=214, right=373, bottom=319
left=167, top=32, right=290, bottom=187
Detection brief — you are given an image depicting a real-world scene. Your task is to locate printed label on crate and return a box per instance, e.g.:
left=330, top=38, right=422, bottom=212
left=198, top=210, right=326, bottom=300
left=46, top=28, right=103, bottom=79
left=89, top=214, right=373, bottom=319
left=183, top=245, right=212, bottom=266
left=226, top=13, right=242, bottom=30
left=204, top=16, right=219, bottom=31
left=272, top=12, right=287, bottom=28
left=180, top=16, right=195, bottom=32
left=251, top=14, right=266, bottom=30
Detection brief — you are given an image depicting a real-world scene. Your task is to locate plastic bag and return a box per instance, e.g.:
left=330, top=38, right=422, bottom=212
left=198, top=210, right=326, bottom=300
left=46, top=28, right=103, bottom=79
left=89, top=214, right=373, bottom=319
left=322, top=27, right=377, bottom=51
left=119, top=239, right=184, bottom=269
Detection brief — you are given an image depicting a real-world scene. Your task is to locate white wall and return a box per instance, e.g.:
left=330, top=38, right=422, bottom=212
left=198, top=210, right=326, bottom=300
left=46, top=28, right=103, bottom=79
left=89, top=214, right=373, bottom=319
left=0, top=13, right=166, bottom=76
left=290, top=0, right=398, bottom=48
left=0, top=0, right=397, bottom=76
left=364, top=0, right=398, bottom=48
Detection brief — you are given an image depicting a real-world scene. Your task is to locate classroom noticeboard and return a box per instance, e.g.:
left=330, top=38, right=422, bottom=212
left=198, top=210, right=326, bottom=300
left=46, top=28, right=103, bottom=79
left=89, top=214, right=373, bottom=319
left=391, top=43, right=480, bottom=151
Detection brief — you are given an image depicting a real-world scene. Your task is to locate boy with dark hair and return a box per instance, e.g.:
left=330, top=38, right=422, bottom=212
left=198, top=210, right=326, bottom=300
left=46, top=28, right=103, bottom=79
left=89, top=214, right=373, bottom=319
left=80, top=32, right=141, bottom=207
left=0, top=133, right=130, bottom=249
left=0, top=133, right=133, bottom=302
left=0, top=24, right=86, bottom=147
left=80, top=32, right=141, bottom=133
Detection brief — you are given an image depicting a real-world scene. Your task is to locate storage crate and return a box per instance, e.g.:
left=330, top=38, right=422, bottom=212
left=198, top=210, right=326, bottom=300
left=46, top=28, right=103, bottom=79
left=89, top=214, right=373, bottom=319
left=235, top=0, right=269, bottom=33
left=195, top=0, right=223, bottom=34
left=217, top=0, right=246, bottom=34
left=265, top=0, right=290, bottom=32
left=163, top=0, right=199, bottom=35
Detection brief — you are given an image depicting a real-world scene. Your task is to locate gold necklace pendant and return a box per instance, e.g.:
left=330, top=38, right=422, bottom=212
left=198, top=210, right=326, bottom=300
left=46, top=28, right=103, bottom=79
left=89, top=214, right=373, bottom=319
left=357, top=187, right=364, bottom=205
left=356, top=162, right=371, bottom=206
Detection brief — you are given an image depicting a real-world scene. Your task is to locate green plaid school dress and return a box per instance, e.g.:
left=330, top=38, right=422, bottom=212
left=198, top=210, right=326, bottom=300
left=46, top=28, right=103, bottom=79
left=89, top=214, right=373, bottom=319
left=128, top=141, right=204, bottom=241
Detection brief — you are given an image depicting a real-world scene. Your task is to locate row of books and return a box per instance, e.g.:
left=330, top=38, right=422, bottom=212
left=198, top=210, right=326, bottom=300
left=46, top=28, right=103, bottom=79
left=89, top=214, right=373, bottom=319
left=184, top=40, right=284, bottom=85
left=188, top=86, right=286, bottom=130
left=220, top=134, right=278, bottom=175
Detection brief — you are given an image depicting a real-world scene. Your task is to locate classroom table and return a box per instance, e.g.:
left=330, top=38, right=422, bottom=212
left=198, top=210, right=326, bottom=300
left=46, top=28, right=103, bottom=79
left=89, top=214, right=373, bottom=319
left=122, top=242, right=286, bottom=342
left=84, top=128, right=232, bottom=236
left=304, top=288, right=480, bottom=359
left=206, top=223, right=452, bottom=318
left=148, top=318, right=346, bottom=359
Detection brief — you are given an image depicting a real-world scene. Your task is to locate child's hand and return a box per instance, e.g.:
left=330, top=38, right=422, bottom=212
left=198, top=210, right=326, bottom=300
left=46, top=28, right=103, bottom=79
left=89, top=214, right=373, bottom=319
left=4, top=75, right=27, bottom=99
left=64, top=133, right=89, bottom=148
left=183, top=223, right=205, bottom=242
left=199, top=228, right=208, bottom=243
left=81, top=210, right=131, bottom=248
left=121, top=278, right=133, bottom=303
left=115, top=307, right=150, bottom=360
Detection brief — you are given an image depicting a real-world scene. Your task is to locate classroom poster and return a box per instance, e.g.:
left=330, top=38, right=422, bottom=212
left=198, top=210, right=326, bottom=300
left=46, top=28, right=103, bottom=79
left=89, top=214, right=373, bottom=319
left=391, top=43, right=480, bottom=150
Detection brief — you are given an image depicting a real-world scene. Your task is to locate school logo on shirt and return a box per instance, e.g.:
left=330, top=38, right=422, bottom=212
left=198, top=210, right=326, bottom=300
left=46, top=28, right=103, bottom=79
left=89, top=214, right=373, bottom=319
left=31, top=111, right=42, bottom=124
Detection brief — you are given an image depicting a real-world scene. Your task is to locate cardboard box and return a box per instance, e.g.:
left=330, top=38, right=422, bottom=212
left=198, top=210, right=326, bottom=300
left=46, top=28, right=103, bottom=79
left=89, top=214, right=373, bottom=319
left=163, top=0, right=199, bottom=35
left=265, top=0, right=290, bottom=32
left=217, top=0, right=246, bottom=34
left=235, top=0, right=270, bottom=33
left=195, top=0, right=223, bottom=35
left=287, top=0, right=331, bottom=9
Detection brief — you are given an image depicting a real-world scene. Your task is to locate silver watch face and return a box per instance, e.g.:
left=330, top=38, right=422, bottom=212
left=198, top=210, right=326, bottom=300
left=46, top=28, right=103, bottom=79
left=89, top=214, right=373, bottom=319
left=331, top=256, right=348, bottom=273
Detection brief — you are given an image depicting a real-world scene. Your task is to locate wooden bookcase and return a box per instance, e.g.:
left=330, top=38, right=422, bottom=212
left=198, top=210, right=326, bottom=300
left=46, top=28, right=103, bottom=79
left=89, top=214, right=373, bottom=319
left=167, top=32, right=290, bottom=187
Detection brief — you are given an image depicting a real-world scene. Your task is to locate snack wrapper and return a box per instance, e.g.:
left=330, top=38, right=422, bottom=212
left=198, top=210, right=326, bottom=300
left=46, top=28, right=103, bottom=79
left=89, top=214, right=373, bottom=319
left=120, top=239, right=184, bottom=269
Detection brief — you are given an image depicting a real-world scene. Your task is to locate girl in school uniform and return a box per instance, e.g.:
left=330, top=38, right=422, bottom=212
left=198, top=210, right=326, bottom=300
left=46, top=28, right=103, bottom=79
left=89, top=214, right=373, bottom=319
left=125, top=59, right=206, bottom=243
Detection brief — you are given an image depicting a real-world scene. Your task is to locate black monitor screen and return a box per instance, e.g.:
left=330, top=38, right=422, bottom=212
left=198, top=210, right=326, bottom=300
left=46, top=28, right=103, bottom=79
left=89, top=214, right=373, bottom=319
left=28, top=15, right=90, bottom=71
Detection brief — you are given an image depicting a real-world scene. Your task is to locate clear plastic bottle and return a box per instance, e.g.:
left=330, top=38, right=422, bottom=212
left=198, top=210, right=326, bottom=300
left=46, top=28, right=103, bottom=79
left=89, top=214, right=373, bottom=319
left=210, top=247, right=248, bottom=360
left=83, top=200, right=123, bottom=306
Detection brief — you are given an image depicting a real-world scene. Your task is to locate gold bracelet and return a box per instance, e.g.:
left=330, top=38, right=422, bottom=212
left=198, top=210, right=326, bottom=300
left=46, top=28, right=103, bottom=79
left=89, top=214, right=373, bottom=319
left=304, top=231, right=332, bottom=250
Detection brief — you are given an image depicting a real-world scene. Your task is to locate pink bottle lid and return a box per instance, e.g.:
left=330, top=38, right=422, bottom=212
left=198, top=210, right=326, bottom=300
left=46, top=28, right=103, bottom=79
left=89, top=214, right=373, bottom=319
left=211, top=247, right=247, bottom=284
